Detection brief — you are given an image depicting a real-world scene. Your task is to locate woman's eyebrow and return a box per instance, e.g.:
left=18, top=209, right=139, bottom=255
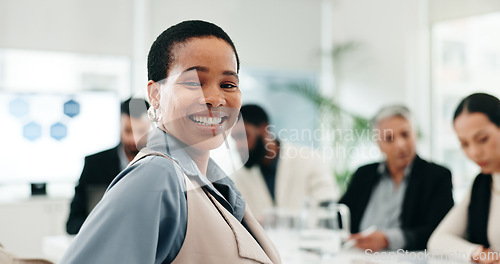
left=472, top=129, right=488, bottom=139
left=223, top=70, right=239, bottom=79
left=182, top=66, right=238, bottom=79
left=182, top=66, right=208, bottom=73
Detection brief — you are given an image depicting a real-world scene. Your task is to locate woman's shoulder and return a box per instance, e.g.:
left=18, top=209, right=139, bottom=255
left=473, top=173, right=491, bottom=182
left=108, top=155, right=186, bottom=193
left=470, top=173, right=492, bottom=196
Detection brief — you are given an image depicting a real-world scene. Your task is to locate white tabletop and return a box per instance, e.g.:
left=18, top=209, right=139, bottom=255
left=277, top=248, right=469, bottom=264
left=266, top=229, right=468, bottom=264
left=43, top=234, right=468, bottom=264
left=42, top=235, right=74, bottom=263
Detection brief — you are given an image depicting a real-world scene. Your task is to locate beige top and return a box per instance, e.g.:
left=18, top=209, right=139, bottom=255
left=427, top=173, right=500, bottom=260
left=132, top=150, right=281, bottom=264
left=171, top=173, right=281, bottom=264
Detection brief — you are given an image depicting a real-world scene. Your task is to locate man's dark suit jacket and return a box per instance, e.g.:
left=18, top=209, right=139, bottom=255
left=339, top=155, right=454, bottom=251
left=66, top=145, right=122, bottom=234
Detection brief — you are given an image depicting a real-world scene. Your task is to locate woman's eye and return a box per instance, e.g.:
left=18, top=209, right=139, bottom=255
left=181, top=82, right=201, bottom=87
left=478, top=137, right=488, bottom=143
left=220, top=83, right=237, bottom=89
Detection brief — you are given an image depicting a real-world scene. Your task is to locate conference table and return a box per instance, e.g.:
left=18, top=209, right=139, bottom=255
left=278, top=249, right=467, bottom=264
left=265, top=230, right=468, bottom=264
left=43, top=235, right=467, bottom=264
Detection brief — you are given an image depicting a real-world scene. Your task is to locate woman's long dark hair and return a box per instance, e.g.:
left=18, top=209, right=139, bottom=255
left=453, top=93, right=500, bottom=127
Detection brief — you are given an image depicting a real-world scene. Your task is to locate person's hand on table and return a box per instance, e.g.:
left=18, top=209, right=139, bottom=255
left=348, top=230, right=388, bottom=252
left=471, top=246, right=500, bottom=264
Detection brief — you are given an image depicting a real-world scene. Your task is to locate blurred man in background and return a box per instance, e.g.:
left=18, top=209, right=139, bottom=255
left=66, top=98, right=150, bottom=234
left=340, top=105, right=454, bottom=251
left=231, top=104, right=338, bottom=221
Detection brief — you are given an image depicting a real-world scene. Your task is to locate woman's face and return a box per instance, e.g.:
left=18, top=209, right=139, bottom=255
left=454, top=112, right=500, bottom=174
left=148, top=37, right=241, bottom=151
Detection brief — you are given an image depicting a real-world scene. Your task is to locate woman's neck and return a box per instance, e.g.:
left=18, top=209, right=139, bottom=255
left=493, top=172, right=500, bottom=193
left=185, top=146, right=210, bottom=176
left=160, top=125, right=210, bottom=176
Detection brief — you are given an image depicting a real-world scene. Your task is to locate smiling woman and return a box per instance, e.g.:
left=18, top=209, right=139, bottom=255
left=59, top=20, right=281, bottom=264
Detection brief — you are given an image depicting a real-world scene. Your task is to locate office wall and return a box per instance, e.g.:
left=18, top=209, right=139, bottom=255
left=148, top=0, right=322, bottom=71
left=430, top=0, right=500, bottom=22
left=329, top=0, right=422, bottom=113
left=0, top=0, right=134, bottom=55
left=328, top=0, right=432, bottom=157
left=0, top=0, right=322, bottom=70
left=0, top=0, right=323, bottom=98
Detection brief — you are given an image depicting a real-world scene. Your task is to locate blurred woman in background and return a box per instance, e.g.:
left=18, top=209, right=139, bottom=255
left=428, top=92, right=500, bottom=263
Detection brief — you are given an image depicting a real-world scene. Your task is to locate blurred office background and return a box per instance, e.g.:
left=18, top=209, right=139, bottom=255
left=1, top=0, right=500, bottom=259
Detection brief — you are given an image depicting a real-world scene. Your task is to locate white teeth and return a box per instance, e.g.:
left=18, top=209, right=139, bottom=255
left=191, top=116, right=223, bottom=126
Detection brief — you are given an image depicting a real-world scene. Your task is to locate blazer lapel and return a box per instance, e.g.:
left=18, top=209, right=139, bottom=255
left=401, top=156, right=423, bottom=223
left=242, top=208, right=282, bottom=264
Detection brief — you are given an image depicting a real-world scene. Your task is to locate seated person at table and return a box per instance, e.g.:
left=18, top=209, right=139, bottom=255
left=428, top=93, right=500, bottom=263
left=66, top=98, right=150, bottom=234
left=231, top=104, right=338, bottom=220
left=340, top=105, right=454, bottom=251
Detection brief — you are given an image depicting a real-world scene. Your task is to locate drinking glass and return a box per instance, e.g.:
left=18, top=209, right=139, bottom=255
left=261, top=208, right=300, bottom=256
left=299, top=200, right=350, bottom=258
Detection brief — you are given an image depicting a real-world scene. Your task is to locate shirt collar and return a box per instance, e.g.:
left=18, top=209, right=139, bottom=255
left=145, top=127, right=246, bottom=221
left=146, top=128, right=227, bottom=187
left=146, top=128, right=200, bottom=176
left=377, top=159, right=414, bottom=181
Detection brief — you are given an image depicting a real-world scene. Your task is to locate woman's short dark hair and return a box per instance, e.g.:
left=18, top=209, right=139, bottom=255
left=453, top=93, right=500, bottom=127
left=147, top=20, right=240, bottom=83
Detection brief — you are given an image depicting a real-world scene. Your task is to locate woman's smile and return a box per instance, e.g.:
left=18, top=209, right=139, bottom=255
left=187, top=109, right=231, bottom=135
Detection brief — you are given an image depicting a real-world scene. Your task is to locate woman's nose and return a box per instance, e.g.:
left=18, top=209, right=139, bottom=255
left=199, top=84, right=225, bottom=107
left=469, top=145, right=482, bottom=159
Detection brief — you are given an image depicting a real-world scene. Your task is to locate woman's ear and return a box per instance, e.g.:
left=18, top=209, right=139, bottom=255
left=147, top=80, right=161, bottom=108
